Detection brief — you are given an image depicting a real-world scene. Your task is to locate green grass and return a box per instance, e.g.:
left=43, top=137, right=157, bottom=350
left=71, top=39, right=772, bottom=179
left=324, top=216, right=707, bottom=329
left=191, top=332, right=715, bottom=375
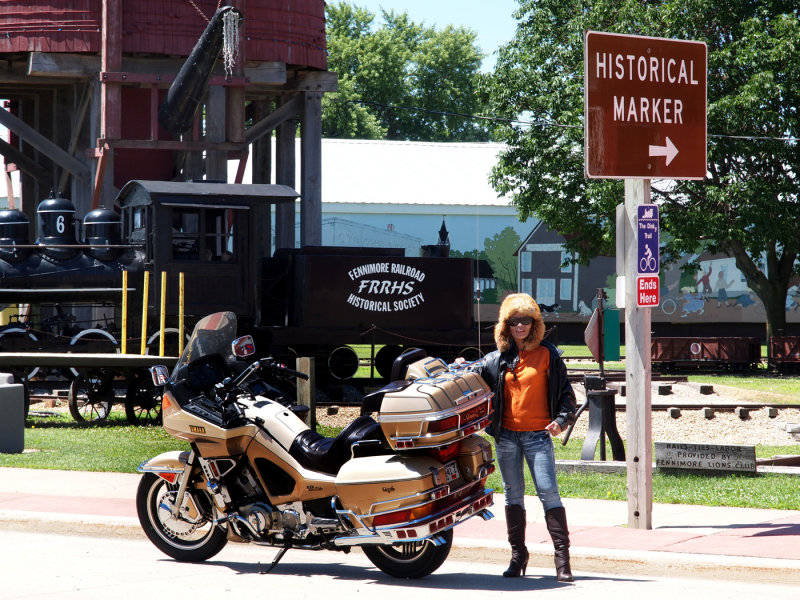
left=685, top=373, right=800, bottom=398
left=4, top=411, right=798, bottom=510
left=482, top=436, right=800, bottom=510
left=1, top=412, right=188, bottom=472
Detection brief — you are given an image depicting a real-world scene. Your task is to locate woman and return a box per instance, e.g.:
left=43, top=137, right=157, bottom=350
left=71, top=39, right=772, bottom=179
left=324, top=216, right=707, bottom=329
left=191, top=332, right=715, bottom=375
left=477, top=293, right=577, bottom=582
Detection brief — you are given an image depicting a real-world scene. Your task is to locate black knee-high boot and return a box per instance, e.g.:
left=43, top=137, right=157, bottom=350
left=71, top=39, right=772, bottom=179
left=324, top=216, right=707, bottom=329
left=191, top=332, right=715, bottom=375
left=503, top=504, right=529, bottom=577
left=544, top=506, right=574, bottom=582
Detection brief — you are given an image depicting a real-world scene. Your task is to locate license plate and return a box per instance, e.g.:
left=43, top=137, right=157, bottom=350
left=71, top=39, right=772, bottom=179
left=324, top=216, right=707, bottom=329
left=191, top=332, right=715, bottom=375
left=445, top=462, right=459, bottom=482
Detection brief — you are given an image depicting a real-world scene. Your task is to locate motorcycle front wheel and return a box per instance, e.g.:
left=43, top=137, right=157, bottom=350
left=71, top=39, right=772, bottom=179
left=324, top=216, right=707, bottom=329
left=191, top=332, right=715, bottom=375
left=136, top=472, right=228, bottom=562
left=362, top=529, right=453, bottom=578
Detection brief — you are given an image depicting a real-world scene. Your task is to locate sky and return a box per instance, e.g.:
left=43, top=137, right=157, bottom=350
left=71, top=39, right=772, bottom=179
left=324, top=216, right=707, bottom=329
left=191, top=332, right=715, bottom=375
left=346, top=0, right=520, bottom=71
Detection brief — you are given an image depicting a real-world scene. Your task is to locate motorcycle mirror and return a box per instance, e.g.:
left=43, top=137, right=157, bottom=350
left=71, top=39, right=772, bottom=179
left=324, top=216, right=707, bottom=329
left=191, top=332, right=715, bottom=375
left=150, top=365, right=170, bottom=386
left=232, top=335, right=255, bottom=358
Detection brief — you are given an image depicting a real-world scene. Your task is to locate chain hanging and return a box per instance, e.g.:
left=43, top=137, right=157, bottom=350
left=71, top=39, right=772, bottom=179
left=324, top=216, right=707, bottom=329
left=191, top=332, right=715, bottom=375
left=222, top=9, right=241, bottom=80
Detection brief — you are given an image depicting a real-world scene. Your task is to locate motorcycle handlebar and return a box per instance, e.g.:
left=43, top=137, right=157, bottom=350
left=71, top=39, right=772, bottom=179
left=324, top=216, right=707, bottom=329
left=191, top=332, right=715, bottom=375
left=272, top=363, right=310, bottom=381
left=228, top=357, right=309, bottom=391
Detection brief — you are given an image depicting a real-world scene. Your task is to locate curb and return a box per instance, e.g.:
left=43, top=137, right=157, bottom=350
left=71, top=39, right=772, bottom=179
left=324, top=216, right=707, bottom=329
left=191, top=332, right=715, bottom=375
left=453, top=538, right=800, bottom=586
left=3, top=509, right=799, bottom=586
left=0, top=510, right=144, bottom=539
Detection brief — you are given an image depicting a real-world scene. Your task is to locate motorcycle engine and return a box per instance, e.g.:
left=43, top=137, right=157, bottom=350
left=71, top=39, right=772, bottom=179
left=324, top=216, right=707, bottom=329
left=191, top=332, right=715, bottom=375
left=239, top=503, right=303, bottom=536
left=241, top=503, right=274, bottom=534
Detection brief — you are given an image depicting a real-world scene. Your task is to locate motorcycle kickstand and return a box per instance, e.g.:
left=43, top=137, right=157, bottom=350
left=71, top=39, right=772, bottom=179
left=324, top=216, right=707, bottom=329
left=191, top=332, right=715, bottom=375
left=258, top=544, right=291, bottom=574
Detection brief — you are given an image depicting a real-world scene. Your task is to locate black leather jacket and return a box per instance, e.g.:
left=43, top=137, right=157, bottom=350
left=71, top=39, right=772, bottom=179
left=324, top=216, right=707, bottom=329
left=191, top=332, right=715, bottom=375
left=476, top=339, right=577, bottom=437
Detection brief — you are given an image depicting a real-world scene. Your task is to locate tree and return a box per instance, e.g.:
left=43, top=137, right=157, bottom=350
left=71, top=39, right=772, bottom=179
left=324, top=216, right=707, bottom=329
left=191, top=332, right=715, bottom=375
left=323, top=2, right=491, bottom=141
left=486, top=0, right=800, bottom=339
left=484, top=227, right=521, bottom=296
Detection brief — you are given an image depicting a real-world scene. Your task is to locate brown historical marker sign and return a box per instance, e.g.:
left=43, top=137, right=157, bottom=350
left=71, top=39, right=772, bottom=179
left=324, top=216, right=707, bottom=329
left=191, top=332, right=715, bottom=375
left=585, top=31, right=707, bottom=179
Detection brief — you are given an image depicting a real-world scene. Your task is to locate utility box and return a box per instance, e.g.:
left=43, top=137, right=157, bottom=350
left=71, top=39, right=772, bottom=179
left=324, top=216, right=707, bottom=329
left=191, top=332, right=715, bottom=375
left=0, top=372, right=24, bottom=453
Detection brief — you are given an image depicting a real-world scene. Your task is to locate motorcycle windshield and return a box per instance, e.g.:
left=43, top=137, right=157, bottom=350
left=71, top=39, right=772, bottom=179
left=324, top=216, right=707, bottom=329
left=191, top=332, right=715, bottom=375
left=170, top=311, right=238, bottom=383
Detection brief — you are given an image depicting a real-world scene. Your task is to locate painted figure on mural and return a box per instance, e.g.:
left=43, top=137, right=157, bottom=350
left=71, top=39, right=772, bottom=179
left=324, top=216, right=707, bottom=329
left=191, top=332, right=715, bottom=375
left=716, top=268, right=735, bottom=308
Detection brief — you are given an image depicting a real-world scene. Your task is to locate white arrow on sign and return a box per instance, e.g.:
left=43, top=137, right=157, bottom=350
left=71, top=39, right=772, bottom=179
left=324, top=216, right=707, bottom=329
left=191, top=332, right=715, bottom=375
left=649, top=137, right=679, bottom=166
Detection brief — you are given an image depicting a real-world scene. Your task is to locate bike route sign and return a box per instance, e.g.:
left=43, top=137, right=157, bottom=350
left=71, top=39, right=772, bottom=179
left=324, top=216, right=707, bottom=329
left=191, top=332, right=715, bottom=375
left=637, top=204, right=659, bottom=274
left=584, top=31, right=707, bottom=179
left=637, top=204, right=659, bottom=307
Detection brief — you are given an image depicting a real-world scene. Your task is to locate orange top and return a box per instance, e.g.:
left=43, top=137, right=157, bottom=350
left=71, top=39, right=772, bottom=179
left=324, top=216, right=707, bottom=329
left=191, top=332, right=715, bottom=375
left=502, top=345, right=550, bottom=431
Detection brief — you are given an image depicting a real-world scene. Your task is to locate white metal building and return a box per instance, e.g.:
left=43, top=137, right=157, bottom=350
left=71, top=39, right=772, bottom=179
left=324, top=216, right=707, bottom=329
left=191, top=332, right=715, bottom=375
left=230, top=138, right=536, bottom=256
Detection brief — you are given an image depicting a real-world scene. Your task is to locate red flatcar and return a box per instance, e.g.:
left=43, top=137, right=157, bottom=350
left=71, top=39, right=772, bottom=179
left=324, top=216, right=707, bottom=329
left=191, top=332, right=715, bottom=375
left=651, top=336, right=762, bottom=372
left=770, top=336, right=800, bottom=373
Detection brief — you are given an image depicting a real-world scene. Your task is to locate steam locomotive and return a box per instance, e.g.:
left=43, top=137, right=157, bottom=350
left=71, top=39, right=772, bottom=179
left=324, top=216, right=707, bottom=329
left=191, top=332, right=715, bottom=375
left=0, top=181, right=485, bottom=394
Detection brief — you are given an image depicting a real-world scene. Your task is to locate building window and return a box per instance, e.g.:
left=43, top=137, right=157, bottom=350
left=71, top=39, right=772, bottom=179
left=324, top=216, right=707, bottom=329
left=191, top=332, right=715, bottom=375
left=521, top=277, right=533, bottom=296
left=521, top=251, right=532, bottom=272
left=560, top=250, right=573, bottom=273
left=205, top=208, right=235, bottom=261
left=536, top=278, right=555, bottom=305
left=171, top=207, right=237, bottom=261
left=560, top=278, right=572, bottom=301
left=171, top=209, right=200, bottom=259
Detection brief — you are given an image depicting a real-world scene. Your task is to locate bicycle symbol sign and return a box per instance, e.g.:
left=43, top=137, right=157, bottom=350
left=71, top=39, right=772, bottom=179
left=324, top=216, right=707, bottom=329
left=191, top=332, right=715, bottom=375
left=637, top=204, right=659, bottom=274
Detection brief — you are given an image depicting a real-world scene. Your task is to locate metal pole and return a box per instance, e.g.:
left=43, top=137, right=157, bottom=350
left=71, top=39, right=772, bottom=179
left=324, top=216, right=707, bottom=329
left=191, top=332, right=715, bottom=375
left=140, top=270, right=150, bottom=355
left=159, top=271, right=167, bottom=357
left=121, top=270, right=128, bottom=354
left=178, top=272, right=185, bottom=356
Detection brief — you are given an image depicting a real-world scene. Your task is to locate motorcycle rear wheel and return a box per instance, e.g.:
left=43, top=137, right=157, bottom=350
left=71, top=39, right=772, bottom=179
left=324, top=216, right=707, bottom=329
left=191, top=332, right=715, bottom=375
left=136, top=472, right=228, bottom=562
left=362, top=529, right=453, bottom=578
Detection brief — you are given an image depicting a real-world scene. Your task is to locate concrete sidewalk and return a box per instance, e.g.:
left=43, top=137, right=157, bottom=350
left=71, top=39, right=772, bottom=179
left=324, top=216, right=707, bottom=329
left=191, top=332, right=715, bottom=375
left=1, top=466, right=798, bottom=585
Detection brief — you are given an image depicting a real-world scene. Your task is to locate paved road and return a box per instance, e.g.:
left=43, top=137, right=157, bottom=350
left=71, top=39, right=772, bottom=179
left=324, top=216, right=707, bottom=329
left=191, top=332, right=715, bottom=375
left=1, top=530, right=797, bottom=599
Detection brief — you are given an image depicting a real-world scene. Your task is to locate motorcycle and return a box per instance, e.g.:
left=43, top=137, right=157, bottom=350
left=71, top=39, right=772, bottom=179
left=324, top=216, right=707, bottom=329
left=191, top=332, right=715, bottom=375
left=136, top=311, right=495, bottom=578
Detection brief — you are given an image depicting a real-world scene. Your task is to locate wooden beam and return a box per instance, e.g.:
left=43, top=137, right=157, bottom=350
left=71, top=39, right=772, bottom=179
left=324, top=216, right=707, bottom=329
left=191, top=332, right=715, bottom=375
left=290, top=70, right=339, bottom=92
left=0, top=138, right=53, bottom=188
left=96, top=139, right=246, bottom=152
left=245, top=94, right=302, bottom=144
left=27, top=52, right=287, bottom=85
left=58, top=79, right=96, bottom=191
left=101, top=0, right=122, bottom=141
left=275, top=97, right=297, bottom=250
left=0, top=106, right=90, bottom=182
left=300, top=91, right=322, bottom=246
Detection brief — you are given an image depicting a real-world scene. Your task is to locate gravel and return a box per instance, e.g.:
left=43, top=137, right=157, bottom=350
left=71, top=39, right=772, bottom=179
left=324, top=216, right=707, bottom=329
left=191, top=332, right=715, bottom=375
left=316, top=381, right=800, bottom=448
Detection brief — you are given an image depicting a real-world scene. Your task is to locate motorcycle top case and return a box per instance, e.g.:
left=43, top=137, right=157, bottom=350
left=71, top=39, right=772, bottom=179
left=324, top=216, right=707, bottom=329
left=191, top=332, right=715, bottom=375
left=377, top=358, right=493, bottom=450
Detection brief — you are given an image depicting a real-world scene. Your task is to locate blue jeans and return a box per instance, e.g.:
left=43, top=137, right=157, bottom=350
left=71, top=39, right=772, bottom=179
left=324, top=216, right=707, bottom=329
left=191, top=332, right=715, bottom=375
left=495, top=428, right=563, bottom=512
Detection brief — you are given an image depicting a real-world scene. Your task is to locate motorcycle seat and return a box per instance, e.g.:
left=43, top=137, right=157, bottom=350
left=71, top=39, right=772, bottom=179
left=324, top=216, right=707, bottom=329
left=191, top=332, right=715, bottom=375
left=289, top=415, right=385, bottom=476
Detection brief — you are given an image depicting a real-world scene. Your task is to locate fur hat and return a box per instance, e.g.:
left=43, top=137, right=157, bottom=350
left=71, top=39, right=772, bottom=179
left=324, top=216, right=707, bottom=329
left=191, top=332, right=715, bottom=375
left=494, top=293, right=545, bottom=352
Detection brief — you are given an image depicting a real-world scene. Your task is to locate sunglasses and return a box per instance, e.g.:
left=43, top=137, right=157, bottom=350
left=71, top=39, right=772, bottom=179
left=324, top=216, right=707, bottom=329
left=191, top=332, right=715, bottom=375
left=506, top=316, right=533, bottom=327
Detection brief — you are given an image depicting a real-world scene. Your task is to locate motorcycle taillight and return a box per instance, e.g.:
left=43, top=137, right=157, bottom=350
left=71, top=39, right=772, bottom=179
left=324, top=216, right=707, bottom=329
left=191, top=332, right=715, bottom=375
left=426, top=414, right=459, bottom=434
left=427, top=441, right=461, bottom=464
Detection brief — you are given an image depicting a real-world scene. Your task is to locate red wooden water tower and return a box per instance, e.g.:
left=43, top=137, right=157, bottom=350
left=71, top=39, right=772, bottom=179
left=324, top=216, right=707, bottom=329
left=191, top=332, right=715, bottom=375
left=0, top=0, right=334, bottom=247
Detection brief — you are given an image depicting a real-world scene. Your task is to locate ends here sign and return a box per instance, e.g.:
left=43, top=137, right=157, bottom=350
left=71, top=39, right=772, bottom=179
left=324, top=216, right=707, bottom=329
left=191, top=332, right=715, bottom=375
left=637, top=275, right=660, bottom=307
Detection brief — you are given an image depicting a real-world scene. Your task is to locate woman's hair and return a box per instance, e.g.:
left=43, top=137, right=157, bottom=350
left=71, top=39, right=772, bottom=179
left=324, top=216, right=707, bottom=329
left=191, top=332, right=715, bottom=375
left=494, top=293, right=545, bottom=352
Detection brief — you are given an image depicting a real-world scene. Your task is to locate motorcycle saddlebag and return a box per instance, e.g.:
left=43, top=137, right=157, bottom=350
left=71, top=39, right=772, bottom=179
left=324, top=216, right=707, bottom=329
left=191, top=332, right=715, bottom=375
left=334, top=454, right=453, bottom=527
left=456, top=436, right=493, bottom=482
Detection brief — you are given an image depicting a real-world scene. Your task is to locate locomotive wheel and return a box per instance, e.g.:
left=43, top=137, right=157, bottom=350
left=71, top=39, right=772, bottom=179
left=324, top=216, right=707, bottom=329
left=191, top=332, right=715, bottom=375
left=145, top=328, right=188, bottom=357
left=68, top=329, right=119, bottom=378
left=125, top=371, right=162, bottom=426
left=362, top=529, right=453, bottom=578
left=0, top=328, right=40, bottom=380
left=68, top=370, right=115, bottom=422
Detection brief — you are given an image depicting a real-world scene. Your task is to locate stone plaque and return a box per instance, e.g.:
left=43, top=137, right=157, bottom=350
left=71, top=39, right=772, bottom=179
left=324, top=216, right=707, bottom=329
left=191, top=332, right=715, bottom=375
left=655, top=442, right=756, bottom=473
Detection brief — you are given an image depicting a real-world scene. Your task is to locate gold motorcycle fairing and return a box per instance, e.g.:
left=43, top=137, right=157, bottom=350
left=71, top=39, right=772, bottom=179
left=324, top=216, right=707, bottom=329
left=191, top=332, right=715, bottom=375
left=162, top=391, right=340, bottom=505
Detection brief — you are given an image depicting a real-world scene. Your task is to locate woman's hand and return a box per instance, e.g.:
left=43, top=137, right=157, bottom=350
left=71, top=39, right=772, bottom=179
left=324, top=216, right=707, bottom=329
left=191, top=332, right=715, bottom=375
left=545, top=421, right=563, bottom=437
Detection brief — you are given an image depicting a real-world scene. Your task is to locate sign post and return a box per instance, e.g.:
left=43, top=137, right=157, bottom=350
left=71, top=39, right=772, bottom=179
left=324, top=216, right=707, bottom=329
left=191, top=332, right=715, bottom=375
left=585, top=31, right=707, bottom=530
